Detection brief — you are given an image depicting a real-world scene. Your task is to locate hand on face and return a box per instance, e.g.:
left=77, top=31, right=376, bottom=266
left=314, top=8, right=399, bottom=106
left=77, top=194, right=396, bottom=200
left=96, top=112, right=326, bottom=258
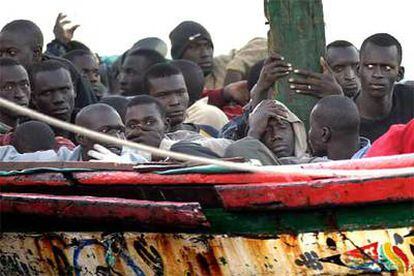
left=53, top=13, right=80, bottom=44
left=288, top=57, right=343, bottom=98
left=247, top=100, right=288, bottom=140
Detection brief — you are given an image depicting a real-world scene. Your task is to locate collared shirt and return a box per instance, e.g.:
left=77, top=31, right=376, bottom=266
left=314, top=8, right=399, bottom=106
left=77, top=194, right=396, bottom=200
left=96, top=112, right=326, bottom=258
left=351, top=137, right=371, bottom=159
left=0, top=121, right=12, bottom=135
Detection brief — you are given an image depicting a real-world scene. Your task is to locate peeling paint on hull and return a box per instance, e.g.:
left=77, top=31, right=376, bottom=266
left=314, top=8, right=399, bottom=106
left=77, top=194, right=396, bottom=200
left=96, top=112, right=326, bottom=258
left=1, top=227, right=413, bottom=275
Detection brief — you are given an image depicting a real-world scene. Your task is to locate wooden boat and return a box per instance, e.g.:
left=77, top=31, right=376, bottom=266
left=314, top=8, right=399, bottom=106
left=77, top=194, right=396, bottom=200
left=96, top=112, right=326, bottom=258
left=1, top=154, right=413, bottom=275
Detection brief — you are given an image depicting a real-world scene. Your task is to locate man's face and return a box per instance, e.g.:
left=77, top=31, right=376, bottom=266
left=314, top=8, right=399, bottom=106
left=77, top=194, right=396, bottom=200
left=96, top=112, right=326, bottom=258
left=118, top=55, right=152, bottom=95
left=0, top=65, right=31, bottom=118
left=308, top=110, right=325, bottom=157
left=32, top=68, right=76, bottom=122
left=359, top=43, right=400, bottom=98
left=125, top=103, right=166, bottom=148
left=80, top=110, right=125, bottom=160
left=148, top=74, right=189, bottom=127
left=181, top=38, right=213, bottom=76
left=262, top=118, right=295, bottom=158
left=327, top=46, right=361, bottom=98
left=0, top=32, right=37, bottom=68
left=72, top=54, right=103, bottom=99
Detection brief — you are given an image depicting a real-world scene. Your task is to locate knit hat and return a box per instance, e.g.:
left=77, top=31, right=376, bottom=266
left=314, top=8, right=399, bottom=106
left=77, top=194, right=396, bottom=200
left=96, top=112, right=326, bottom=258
left=169, top=21, right=213, bottom=59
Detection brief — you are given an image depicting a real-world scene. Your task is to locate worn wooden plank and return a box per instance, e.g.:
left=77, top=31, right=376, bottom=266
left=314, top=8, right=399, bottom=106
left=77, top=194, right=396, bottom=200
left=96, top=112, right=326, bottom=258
left=266, top=0, right=325, bottom=129
left=298, top=153, right=414, bottom=170
left=203, top=201, right=414, bottom=235
left=0, top=192, right=210, bottom=230
left=0, top=161, right=134, bottom=171
left=216, top=174, right=414, bottom=210
left=0, top=171, right=321, bottom=187
left=1, top=227, right=413, bottom=275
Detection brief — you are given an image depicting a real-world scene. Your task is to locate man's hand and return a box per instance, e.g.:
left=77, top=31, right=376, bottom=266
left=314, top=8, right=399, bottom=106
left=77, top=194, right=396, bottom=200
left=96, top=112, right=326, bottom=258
left=249, top=53, right=292, bottom=109
left=288, top=57, right=343, bottom=98
left=88, top=144, right=124, bottom=162
left=222, top=80, right=250, bottom=106
left=247, top=100, right=288, bottom=139
left=53, top=13, right=80, bottom=44
left=256, top=53, right=292, bottom=91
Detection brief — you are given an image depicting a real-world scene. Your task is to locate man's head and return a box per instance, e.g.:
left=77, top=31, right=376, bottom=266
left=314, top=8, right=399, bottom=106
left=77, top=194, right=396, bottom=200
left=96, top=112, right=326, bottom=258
left=170, top=59, right=204, bottom=106
left=0, top=58, right=31, bottom=125
left=262, top=118, right=295, bottom=158
left=132, top=37, right=168, bottom=57
left=99, top=96, right=130, bottom=123
left=125, top=95, right=168, bottom=148
left=29, top=60, right=76, bottom=122
left=326, top=40, right=361, bottom=98
left=75, top=103, right=125, bottom=161
left=10, top=121, right=56, bottom=153
left=359, top=33, right=402, bottom=99
left=169, top=21, right=214, bottom=76
left=118, top=49, right=165, bottom=96
left=0, top=20, right=43, bottom=68
left=309, top=95, right=360, bottom=159
left=144, top=63, right=189, bottom=128
left=63, top=49, right=104, bottom=99
left=248, top=100, right=307, bottom=158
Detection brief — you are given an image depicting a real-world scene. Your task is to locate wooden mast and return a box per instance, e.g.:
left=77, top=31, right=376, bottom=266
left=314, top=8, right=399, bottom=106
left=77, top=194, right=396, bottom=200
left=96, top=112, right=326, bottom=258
left=265, top=0, right=326, bottom=129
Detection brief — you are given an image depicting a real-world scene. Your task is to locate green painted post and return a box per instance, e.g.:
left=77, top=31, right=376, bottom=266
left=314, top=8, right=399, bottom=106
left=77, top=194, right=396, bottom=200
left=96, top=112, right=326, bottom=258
left=265, top=0, right=326, bottom=129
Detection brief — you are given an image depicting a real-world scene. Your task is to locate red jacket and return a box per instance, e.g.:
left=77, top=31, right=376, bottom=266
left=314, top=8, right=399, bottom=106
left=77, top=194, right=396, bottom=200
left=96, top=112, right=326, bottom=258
left=364, top=119, right=414, bottom=157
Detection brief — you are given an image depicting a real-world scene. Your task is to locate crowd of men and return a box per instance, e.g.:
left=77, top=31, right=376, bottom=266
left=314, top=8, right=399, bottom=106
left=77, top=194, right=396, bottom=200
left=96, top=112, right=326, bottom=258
left=0, top=14, right=413, bottom=164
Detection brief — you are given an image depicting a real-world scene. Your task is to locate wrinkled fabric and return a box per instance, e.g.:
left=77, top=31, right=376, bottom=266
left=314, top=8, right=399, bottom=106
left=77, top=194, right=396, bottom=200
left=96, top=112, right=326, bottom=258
left=225, top=37, right=268, bottom=77
left=224, top=136, right=326, bottom=165
left=204, top=53, right=235, bottom=90
left=161, top=130, right=233, bottom=157
left=184, top=97, right=229, bottom=130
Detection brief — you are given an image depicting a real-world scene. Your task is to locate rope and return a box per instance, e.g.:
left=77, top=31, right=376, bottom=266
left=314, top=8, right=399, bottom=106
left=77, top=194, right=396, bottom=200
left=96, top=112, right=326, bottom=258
left=0, top=97, right=413, bottom=178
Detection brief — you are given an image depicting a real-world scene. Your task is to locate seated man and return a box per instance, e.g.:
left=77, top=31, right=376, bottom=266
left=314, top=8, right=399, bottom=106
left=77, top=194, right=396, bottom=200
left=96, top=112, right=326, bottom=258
left=118, top=48, right=165, bottom=96
left=224, top=99, right=310, bottom=165
left=143, top=63, right=219, bottom=137
left=220, top=54, right=292, bottom=140
left=0, top=58, right=31, bottom=133
left=28, top=60, right=76, bottom=139
left=63, top=49, right=107, bottom=100
left=10, top=121, right=56, bottom=153
left=0, top=103, right=147, bottom=162
left=125, top=95, right=232, bottom=161
left=0, top=58, right=75, bottom=149
left=355, top=33, right=413, bottom=142
left=170, top=59, right=229, bottom=130
left=309, top=95, right=370, bottom=160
